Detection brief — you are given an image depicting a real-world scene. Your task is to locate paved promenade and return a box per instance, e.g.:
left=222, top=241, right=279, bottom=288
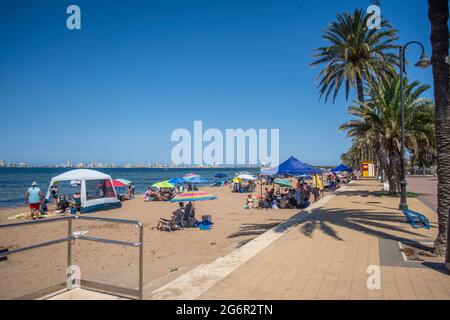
left=407, top=175, right=438, bottom=213
left=149, top=179, right=450, bottom=300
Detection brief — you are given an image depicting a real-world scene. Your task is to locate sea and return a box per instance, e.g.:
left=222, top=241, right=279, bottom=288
left=0, top=167, right=260, bottom=209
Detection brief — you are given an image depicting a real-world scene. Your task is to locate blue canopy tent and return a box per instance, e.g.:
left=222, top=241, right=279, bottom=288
left=331, top=164, right=353, bottom=173
left=260, top=156, right=321, bottom=176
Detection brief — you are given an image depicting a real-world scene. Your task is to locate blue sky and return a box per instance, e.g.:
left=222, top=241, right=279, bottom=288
left=0, top=0, right=434, bottom=166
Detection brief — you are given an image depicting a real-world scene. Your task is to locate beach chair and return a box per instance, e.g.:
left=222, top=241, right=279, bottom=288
left=401, top=209, right=430, bottom=229
left=157, top=209, right=184, bottom=232
left=182, top=203, right=197, bottom=228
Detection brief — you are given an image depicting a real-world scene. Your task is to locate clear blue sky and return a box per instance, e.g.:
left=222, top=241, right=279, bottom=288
left=0, top=0, right=434, bottom=166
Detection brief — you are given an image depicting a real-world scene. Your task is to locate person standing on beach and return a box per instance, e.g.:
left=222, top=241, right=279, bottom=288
left=25, top=182, right=42, bottom=220
left=130, top=183, right=136, bottom=198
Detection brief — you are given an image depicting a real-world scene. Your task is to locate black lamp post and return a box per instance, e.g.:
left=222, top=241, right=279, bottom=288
left=398, top=41, right=431, bottom=210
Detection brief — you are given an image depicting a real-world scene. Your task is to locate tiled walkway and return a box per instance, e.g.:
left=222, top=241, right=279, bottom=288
left=197, top=180, right=450, bottom=300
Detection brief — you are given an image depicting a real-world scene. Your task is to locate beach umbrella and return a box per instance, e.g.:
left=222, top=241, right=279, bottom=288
left=183, top=173, right=200, bottom=178
left=170, top=191, right=217, bottom=202
left=112, top=179, right=132, bottom=187
left=273, top=179, right=292, bottom=188
left=232, top=177, right=242, bottom=183
left=152, top=180, right=175, bottom=188
left=236, top=174, right=255, bottom=181
left=168, top=177, right=186, bottom=185
left=214, top=173, right=228, bottom=178
left=184, top=176, right=209, bottom=184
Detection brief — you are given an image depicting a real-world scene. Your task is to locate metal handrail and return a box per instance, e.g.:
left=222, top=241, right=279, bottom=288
left=0, top=215, right=144, bottom=300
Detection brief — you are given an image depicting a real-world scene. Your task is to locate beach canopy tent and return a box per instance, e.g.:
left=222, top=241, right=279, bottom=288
left=45, top=169, right=121, bottom=213
left=331, top=164, right=353, bottom=173
left=260, top=156, right=321, bottom=176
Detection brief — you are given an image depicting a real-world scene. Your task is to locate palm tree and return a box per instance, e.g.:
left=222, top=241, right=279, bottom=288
left=428, top=0, right=450, bottom=255
left=311, top=8, right=398, bottom=104
left=341, top=140, right=368, bottom=169
left=340, top=76, right=435, bottom=194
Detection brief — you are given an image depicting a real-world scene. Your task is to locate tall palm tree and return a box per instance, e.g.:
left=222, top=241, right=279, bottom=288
left=311, top=8, right=398, bottom=104
left=428, top=0, right=450, bottom=255
left=340, top=76, right=435, bottom=194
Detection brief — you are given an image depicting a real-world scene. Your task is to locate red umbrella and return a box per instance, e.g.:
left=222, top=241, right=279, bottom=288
left=112, top=179, right=128, bottom=187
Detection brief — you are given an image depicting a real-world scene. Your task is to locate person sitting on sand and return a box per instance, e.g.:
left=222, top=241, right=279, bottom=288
left=244, top=194, right=255, bottom=209
left=157, top=202, right=184, bottom=230
left=50, top=184, right=58, bottom=201
left=25, top=181, right=42, bottom=220
left=144, top=187, right=152, bottom=202
left=71, top=192, right=82, bottom=211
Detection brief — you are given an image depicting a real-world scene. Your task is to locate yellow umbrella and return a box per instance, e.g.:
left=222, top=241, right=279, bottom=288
left=152, top=180, right=175, bottom=188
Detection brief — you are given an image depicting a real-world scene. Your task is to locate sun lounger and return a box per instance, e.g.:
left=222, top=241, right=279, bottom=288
left=401, top=209, right=430, bottom=229
left=157, top=209, right=184, bottom=232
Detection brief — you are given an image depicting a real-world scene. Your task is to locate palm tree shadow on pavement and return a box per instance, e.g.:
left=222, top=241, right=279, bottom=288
left=298, top=207, right=432, bottom=247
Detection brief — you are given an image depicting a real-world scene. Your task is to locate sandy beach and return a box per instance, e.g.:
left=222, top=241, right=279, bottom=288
left=0, top=185, right=313, bottom=299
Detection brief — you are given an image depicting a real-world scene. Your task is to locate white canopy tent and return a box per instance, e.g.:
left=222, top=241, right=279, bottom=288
left=45, top=169, right=121, bottom=213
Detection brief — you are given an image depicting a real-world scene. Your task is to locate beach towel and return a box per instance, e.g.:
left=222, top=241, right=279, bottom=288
left=198, top=220, right=213, bottom=231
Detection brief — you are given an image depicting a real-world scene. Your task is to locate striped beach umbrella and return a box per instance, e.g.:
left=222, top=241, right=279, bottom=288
left=112, top=179, right=131, bottom=187
left=184, top=176, right=209, bottom=184
left=183, top=173, right=200, bottom=178
left=169, top=191, right=217, bottom=202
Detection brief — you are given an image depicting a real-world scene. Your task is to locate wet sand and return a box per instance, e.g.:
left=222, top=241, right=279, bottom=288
left=0, top=185, right=312, bottom=299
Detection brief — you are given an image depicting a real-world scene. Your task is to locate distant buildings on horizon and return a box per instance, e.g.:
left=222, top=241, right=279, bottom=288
left=0, top=159, right=262, bottom=169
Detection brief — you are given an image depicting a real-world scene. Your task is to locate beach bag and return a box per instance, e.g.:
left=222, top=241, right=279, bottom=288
left=202, top=215, right=212, bottom=223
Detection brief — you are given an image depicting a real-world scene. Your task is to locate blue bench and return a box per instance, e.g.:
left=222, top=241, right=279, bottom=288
left=401, top=209, right=430, bottom=229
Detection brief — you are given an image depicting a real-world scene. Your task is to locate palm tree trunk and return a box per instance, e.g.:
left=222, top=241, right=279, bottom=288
left=356, top=75, right=365, bottom=103
left=387, top=147, right=400, bottom=194
left=428, top=0, right=450, bottom=255
left=376, top=145, right=388, bottom=182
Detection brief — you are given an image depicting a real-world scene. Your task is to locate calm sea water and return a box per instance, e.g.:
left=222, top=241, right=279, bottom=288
left=0, top=167, right=260, bottom=208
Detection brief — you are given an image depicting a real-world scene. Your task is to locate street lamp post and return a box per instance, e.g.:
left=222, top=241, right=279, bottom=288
left=398, top=41, right=431, bottom=210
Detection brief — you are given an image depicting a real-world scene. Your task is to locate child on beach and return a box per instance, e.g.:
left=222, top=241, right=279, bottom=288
left=244, top=194, right=255, bottom=209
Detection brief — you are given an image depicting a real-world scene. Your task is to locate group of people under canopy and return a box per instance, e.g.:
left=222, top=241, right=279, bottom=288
left=231, top=174, right=257, bottom=193
left=247, top=157, right=354, bottom=210
left=326, top=164, right=357, bottom=189
left=41, top=169, right=122, bottom=215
